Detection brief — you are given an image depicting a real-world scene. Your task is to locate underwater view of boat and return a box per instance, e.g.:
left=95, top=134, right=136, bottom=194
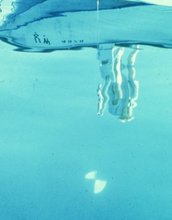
left=1, top=1, right=172, bottom=220
left=0, top=0, right=172, bottom=52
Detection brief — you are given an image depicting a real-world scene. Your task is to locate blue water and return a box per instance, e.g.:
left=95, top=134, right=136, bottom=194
left=1, top=1, right=172, bottom=220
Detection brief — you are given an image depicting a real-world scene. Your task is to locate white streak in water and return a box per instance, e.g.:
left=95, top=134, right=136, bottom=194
left=128, top=45, right=140, bottom=102
left=112, top=47, right=125, bottom=100
left=97, top=83, right=104, bottom=115
left=119, top=45, right=140, bottom=123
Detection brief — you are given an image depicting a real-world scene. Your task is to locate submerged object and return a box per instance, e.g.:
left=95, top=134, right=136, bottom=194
left=94, top=180, right=107, bottom=194
left=85, top=171, right=107, bottom=194
left=94, top=179, right=107, bottom=194
left=0, top=1, right=172, bottom=51
left=85, top=171, right=97, bottom=180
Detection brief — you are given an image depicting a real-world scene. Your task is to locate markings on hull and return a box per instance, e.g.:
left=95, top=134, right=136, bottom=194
left=61, top=39, right=84, bottom=44
left=33, top=32, right=84, bottom=46
left=33, top=32, right=51, bottom=45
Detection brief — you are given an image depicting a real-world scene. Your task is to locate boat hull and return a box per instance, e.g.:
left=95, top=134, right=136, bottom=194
left=0, top=5, right=172, bottom=51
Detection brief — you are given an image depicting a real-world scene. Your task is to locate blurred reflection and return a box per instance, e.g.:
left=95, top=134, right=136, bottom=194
left=97, top=44, right=140, bottom=122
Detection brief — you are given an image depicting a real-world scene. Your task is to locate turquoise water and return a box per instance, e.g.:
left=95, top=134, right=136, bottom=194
left=1, top=1, right=172, bottom=220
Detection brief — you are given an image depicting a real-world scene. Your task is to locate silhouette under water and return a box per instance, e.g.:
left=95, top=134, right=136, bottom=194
left=0, top=0, right=171, bottom=121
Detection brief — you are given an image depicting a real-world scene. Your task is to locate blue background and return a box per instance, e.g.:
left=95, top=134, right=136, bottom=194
left=0, top=40, right=172, bottom=219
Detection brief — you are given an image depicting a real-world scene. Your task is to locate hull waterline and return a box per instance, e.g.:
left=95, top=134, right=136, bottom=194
left=0, top=5, right=172, bottom=51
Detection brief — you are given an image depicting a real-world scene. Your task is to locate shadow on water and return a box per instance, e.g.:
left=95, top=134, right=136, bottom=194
left=0, top=0, right=172, bottom=122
